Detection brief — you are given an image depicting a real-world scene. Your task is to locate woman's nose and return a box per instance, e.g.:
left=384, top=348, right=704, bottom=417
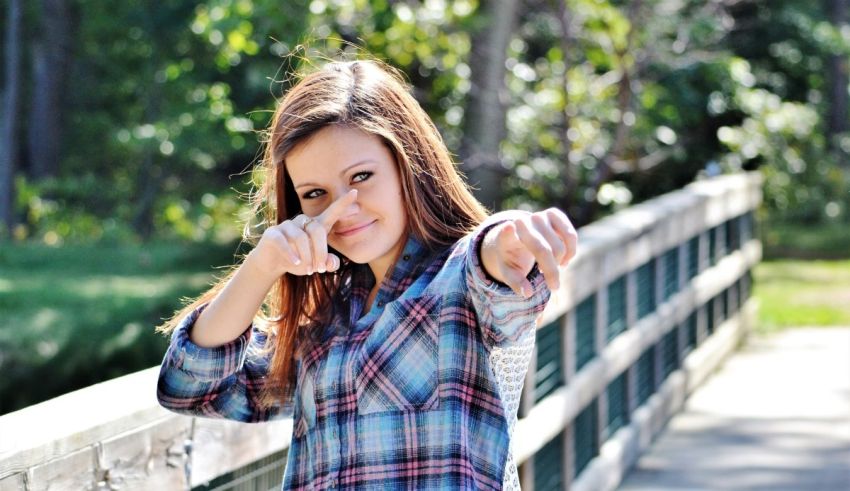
left=336, top=189, right=361, bottom=216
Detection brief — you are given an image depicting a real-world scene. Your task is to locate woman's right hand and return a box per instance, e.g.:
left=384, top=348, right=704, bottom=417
left=246, top=189, right=358, bottom=280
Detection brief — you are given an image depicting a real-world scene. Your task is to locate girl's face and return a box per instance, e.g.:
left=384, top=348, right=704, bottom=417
left=285, top=125, right=409, bottom=277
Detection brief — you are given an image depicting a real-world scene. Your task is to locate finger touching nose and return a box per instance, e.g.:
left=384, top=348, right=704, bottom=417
left=318, top=189, right=358, bottom=231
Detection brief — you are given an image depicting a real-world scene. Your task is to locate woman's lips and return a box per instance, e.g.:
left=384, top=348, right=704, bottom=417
left=335, top=220, right=376, bottom=237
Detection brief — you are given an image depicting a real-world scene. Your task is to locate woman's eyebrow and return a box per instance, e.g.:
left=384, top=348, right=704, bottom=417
left=294, top=160, right=376, bottom=190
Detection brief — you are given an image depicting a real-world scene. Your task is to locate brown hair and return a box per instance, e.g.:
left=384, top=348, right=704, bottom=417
left=158, top=57, right=488, bottom=407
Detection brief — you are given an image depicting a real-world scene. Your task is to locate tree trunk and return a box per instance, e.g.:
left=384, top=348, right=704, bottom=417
left=553, top=0, right=580, bottom=218
left=131, top=7, right=163, bottom=239
left=460, top=0, right=520, bottom=212
left=1, top=0, right=23, bottom=237
left=28, top=0, right=72, bottom=179
left=130, top=71, right=162, bottom=239
left=826, top=0, right=850, bottom=167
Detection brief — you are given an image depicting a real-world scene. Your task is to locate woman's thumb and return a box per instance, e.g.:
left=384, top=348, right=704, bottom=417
left=325, top=253, right=340, bottom=272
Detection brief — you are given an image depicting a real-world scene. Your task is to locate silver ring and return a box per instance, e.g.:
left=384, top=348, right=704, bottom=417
left=299, top=215, right=313, bottom=231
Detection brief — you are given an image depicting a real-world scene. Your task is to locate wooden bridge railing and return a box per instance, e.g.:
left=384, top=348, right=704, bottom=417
left=0, top=172, right=762, bottom=491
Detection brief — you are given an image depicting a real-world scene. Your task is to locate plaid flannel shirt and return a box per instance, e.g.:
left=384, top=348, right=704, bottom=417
left=157, top=211, right=551, bottom=490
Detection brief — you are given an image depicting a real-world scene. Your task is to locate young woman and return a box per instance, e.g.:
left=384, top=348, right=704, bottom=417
left=157, top=58, right=577, bottom=490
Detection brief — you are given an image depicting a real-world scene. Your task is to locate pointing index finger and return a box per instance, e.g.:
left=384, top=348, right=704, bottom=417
left=316, top=189, right=358, bottom=231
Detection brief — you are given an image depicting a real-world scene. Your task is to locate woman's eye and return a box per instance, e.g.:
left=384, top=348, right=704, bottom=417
left=352, top=171, right=372, bottom=183
left=303, top=189, right=325, bottom=200
left=301, top=172, right=371, bottom=200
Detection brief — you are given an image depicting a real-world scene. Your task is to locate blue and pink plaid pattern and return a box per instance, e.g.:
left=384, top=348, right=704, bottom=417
left=157, top=211, right=551, bottom=490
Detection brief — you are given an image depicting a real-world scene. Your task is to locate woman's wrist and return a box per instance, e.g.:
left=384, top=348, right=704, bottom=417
left=480, top=225, right=506, bottom=285
left=243, top=246, right=286, bottom=286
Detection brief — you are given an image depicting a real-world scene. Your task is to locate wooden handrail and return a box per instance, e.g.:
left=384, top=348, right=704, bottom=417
left=0, top=172, right=763, bottom=490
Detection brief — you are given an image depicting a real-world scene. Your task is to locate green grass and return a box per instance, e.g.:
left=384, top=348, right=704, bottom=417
left=0, top=241, right=239, bottom=414
left=753, top=259, right=850, bottom=333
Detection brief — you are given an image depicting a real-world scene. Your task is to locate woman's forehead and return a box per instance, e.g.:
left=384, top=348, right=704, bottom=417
left=285, top=126, right=394, bottom=182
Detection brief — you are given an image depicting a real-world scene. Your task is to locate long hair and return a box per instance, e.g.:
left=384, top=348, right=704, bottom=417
left=158, top=58, right=488, bottom=407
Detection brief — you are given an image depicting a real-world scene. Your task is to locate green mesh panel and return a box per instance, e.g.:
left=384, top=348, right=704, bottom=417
left=719, top=290, right=729, bottom=323
left=740, top=271, right=752, bottom=303
left=726, top=216, right=741, bottom=251
left=708, top=228, right=717, bottom=266
left=687, top=236, right=700, bottom=279
left=706, top=298, right=715, bottom=335
left=741, top=211, right=754, bottom=243
left=635, top=347, right=655, bottom=406
left=607, top=276, right=627, bottom=341
left=605, top=373, right=629, bottom=439
left=715, top=225, right=727, bottom=261
left=535, top=318, right=564, bottom=403
left=574, top=399, right=599, bottom=478
left=663, top=247, right=679, bottom=300
left=662, top=329, right=678, bottom=379
left=684, top=312, right=697, bottom=353
left=636, top=260, right=656, bottom=320
left=192, top=449, right=287, bottom=491
left=534, top=431, right=564, bottom=491
left=729, top=281, right=739, bottom=314
left=575, top=295, right=596, bottom=371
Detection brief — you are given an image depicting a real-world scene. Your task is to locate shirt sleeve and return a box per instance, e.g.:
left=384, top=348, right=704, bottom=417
left=464, top=210, right=552, bottom=348
left=156, top=304, right=293, bottom=423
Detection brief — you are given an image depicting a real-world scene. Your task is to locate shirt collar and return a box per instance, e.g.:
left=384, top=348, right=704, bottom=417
left=350, top=233, right=438, bottom=305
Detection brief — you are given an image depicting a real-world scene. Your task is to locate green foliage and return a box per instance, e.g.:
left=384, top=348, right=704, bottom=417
left=305, top=0, right=478, bottom=150
left=13, top=176, right=244, bottom=244
left=5, top=0, right=850, bottom=410
left=15, top=0, right=310, bottom=244
left=499, top=0, right=737, bottom=219
left=717, top=58, right=849, bottom=224
left=761, top=221, right=850, bottom=259
left=9, top=0, right=848, bottom=242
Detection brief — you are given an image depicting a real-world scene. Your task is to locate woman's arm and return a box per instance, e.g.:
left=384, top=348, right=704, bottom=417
left=189, top=255, right=281, bottom=348
left=157, top=305, right=293, bottom=422
left=464, top=209, right=577, bottom=347
left=191, top=190, right=357, bottom=348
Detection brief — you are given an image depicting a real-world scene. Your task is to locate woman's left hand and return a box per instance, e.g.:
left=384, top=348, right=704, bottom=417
left=480, top=209, right=578, bottom=298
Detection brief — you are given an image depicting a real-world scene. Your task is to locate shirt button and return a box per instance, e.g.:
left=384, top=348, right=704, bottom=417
left=403, top=254, right=410, bottom=261
left=331, top=479, right=338, bottom=488
left=377, top=301, right=384, bottom=307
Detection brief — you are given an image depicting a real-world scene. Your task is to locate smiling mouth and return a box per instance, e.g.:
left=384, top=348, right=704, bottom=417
left=335, top=220, right=376, bottom=237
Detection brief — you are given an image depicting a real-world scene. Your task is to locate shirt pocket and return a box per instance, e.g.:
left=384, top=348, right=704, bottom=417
left=355, top=295, right=441, bottom=415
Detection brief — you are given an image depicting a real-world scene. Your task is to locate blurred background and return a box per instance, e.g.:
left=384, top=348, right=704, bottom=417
left=0, top=0, right=848, bottom=415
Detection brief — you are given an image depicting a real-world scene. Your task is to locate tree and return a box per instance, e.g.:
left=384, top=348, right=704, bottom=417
left=461, top=0, right=521, bottom=211
left=1, top=0, right=23, bottom=237
left=826, top=0, right=850, bottom=166
left=28, top=0, right=73, bottom=179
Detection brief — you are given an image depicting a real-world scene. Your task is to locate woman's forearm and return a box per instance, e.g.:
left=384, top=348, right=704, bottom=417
left=190, top=255, right=280, bottom=348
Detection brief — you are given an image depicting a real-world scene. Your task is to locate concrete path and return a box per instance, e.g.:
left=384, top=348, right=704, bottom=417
left=618, top=327, right=850, bottom=491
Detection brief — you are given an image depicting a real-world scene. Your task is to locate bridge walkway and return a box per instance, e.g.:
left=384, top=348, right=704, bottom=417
left=618, top=327, right=850, bottom=491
